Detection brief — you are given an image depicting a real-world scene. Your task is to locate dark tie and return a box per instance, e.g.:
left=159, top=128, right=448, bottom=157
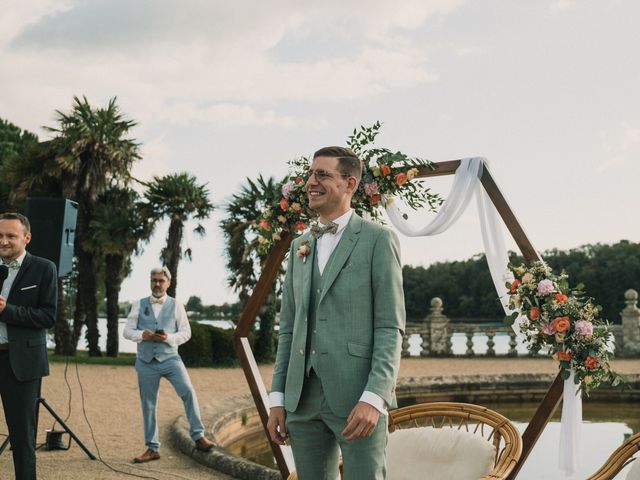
left=310, top=221, right=338, bottom=239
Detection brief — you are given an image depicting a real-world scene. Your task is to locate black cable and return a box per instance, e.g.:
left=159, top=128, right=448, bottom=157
left=72, top=358, right=161, bottom=480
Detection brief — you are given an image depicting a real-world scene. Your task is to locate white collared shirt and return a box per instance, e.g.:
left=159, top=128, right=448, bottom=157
left=269, top=210, right=387, bottom=415
left=122, top=295, right=191, bottom=348
left=0, top=251, right=27, bottom=343
left=316, top=209, right=352, bottom=275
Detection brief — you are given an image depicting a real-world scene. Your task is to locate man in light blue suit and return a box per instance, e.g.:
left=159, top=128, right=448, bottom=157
left=123, top=267, right=214, bottom=463
left=267, top=147, right=406, bottom=479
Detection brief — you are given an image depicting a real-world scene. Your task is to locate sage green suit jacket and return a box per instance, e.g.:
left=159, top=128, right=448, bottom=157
left=272, top=214, right=405, bottom=418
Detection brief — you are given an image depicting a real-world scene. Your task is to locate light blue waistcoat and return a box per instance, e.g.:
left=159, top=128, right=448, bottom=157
left=136, top=297, right=180, bottom=363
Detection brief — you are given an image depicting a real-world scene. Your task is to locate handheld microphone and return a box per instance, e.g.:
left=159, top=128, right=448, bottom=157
left=0, top=264, right=7, bottom=294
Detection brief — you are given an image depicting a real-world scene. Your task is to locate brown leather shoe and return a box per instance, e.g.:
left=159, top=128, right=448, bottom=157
left=195, top=436, right=215, bottom=452
left=133, top=448, right=160, bottom=463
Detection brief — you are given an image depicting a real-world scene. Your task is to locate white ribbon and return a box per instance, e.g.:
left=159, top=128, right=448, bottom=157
left=384, top=157, right=581, bottom=475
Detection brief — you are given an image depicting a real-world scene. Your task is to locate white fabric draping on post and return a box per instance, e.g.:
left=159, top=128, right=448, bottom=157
left=384, top=157, right=581, bottom=476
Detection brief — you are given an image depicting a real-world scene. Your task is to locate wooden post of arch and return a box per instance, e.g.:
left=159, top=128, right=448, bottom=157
left=233, top=159, right=563, bottom=479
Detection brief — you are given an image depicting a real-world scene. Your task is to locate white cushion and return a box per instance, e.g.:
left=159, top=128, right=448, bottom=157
left=386, top=426, right=496, bottom=480
left=626, top=458, right=640, bottom=480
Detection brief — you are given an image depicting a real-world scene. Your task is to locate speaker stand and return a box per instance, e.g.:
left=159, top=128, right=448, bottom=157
left=0, top=396, right=96, bottom=460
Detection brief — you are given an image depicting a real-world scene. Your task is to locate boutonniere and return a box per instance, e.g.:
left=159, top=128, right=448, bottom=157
left=296, top=240, right=311, bottom=263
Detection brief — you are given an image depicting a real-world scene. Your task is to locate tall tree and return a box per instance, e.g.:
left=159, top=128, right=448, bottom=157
left=44, top=96, right=140, bottom=356
left=0, top=118, right=39, bottom=210
left=220, top=175, right=283, bottom=362
left=88, top=187, right=152, bottom=356
left=142, top=173, right=213, bottom=298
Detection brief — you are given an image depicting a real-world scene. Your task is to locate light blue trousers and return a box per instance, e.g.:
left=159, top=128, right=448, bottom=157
left=135, top=356, right=205, bottom=451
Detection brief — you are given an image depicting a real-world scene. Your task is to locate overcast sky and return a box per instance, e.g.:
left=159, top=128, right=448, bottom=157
left=1, top=0, right=639, bottom=306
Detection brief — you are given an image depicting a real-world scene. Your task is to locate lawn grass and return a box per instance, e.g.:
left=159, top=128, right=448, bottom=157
left=48, top=350, right=137, bottom=366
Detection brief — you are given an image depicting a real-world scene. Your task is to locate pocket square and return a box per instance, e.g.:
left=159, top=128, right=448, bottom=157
left=20, top=285, right=37, bottom=291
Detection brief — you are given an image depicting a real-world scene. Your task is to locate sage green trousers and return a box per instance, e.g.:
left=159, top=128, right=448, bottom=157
left=286, top=374, right=388, bottom=480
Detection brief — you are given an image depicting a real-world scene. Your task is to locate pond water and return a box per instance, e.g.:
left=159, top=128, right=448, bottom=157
left=227, top=401, right=638, bottom=480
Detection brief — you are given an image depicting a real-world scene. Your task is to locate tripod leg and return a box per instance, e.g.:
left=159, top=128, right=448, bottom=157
left=0, top=435, right=9, bottom=454
left=38, top=398, right=96, bottom=460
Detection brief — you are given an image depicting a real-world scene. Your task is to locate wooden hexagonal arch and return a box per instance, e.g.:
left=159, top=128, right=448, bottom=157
left=232, top=159, right=563, bottom=479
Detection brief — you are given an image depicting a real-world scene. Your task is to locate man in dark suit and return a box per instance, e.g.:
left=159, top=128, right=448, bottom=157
left=0, top=212, right=57, bottom=480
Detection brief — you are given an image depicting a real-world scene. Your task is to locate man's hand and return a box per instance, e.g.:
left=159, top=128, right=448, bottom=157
left=267, top=407, right=288, bottom=445
left=141, top=329, right=155, bottom=341
left=341, top=401, right=380, bottom=441
left=153, top=331, right=168, bottom=342
left=0, top=296, right=6, bottom=314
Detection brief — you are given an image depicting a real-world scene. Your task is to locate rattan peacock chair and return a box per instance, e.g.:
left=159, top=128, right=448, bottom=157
left=587, top=432, right=640, bottom=480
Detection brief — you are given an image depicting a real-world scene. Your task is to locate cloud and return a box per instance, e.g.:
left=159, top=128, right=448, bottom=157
left=456, top=46, right=489, bottom=57
left=549, top=0, right=578, bottom=14
left=596, top=123, right=640, bottom=172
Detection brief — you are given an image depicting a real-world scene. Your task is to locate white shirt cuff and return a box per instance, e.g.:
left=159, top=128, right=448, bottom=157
left=359, top=391, right=388, bottom=415
left=269, top=391, right=285, bottom=409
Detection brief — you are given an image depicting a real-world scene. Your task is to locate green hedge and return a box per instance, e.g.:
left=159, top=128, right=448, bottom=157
left=179, top=321, right=237, bottom=367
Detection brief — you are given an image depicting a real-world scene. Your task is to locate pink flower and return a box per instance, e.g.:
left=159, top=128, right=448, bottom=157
left=574, top=320, right=593, bottom=339
left=363, top=182, right=380, bottom=196
left=281, top=182, right=294, bottom=199
left=537, top=279, right=554, bottom=295
left=541, top=322, right=556, bottom=336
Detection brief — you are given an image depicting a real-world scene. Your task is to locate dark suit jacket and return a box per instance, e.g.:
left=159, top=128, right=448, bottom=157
left=1, top=252, right=57, bottom=381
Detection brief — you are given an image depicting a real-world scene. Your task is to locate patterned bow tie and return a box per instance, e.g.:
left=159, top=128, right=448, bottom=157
left=150, top=296, right=165, bottom=304
left=310, top=221, right=338, bottom=239
left=2, top=260, right=20, bottom=270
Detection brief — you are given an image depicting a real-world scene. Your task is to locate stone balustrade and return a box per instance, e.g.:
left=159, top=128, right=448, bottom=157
left=401, top=291, right=636, bottom=358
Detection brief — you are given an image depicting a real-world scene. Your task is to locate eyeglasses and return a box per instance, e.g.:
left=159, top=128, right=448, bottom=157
left=304, top=169, right=350, bottom=183
left=150, top=279, right=167, bottom=284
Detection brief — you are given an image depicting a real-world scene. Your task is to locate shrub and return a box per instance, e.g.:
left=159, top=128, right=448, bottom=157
left=179, top=321, right=238, bottom=367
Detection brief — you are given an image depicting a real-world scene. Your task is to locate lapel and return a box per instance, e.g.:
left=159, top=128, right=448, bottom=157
left=299, top=234, right=316, bottom=315
left=318, top=214, right=362, bottom=305
left=8, top=252, right=33, bottom=299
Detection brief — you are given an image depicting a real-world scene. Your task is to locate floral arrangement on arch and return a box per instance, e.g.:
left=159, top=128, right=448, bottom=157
left=505, top=261, right=625, bottom=394
left=255, top=122, right=443, bottom=254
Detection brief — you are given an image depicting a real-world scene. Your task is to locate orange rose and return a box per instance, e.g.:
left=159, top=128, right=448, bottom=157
left=380, top=164, right=391, bottom=176
left=259, top=218, right=271, bottom=231
left=370, top=194, right=381, bottom=205
left=395, top=172, right=408, bottom=186
left=530, top=306, right=540, bottom=321
left=584, top=356, right=599, bottom=370
left=279, top=198, right=289, bottom=211
left=552, top=316, right=570, bottom=333
left=291, top=202, right=302, bottom=213
left=293, top=221, right=307, bottom=231
left=557, top=351, right=572, bottom=362
left=294, top=176, right=303, bottom=184
left=510, top=279, right=521, bottom=293
left=555, top=293, right=568, bottom=303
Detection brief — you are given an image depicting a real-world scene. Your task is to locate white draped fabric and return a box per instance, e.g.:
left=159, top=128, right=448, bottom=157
left=384, top=157, right=581, bottom=476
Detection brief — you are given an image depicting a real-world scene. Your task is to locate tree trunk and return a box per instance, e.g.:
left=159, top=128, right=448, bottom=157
left=163, top=218, right=183, bottom=298
left=54, top=277, right=75, bottom=356
left=104, top=254, right=124, bottom=357
left=74, top=198, right=101, bottom=356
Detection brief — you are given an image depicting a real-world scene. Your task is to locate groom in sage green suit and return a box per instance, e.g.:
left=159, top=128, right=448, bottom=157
left=267, top=146, right=405, bottom=479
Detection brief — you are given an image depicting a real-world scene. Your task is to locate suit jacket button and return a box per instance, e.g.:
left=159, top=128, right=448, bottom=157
left=299, top=349, right=304, bottom=356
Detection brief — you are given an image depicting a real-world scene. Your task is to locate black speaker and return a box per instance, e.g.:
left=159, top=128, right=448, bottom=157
left=25, top=198, right=78, bottom=277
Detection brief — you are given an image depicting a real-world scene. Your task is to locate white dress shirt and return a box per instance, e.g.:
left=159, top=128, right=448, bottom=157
left=123, top=295, right=191, bottom=347
left=270, top=210, right=387, bottom=414
left=0, top=251, right=27, bottom=344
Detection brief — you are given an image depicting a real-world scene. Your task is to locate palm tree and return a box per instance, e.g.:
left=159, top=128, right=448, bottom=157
left=45, top=96, right=140, bottom=356
left=88, top=187, right=153, bottom=356
left=220, top=175, right=283, bottom=362
left=142, top=173, right=213, bottom=298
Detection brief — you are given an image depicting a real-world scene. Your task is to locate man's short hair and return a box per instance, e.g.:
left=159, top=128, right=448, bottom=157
left=150, top=266, right=171, bottom=280
left=313, top=146, right=362, bottom=181
left=0, top=212, right=31, bottom=233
